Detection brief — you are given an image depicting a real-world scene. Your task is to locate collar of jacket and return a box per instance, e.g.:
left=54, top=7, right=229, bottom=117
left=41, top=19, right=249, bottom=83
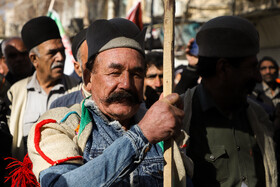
left=79, top=96, right=92, bottom=137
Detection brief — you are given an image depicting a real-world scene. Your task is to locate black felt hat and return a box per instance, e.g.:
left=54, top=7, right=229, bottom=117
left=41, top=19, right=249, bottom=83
left=71, top=28, right=87, bottom=61
left=196, top=16, right=259, bottom=58
left=21, top=16, right=61, bottom=51
left=86, top=18, right=146, bottom=62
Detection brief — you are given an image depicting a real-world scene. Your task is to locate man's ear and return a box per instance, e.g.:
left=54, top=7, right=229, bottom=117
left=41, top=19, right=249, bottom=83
left=29, top=52, right=38, bottom=68
left=216, top=58, right=230, bottom=74
left=73, top=61, right=82, bottom=77
left=86, top=72, right=93, bottom=91
left=216, top=58, right=234, bottom=81
left=83, top=68, right=91, bottom=86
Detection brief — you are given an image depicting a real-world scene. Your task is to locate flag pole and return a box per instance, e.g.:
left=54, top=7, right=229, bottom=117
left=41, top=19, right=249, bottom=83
left=48, top=0, right=56, bottom=12
left=163, top=0, right=175, bottom=186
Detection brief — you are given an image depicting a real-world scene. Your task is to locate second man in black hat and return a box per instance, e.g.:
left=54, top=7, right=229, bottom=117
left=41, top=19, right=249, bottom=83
left=7, top=16, right=79, bottom=161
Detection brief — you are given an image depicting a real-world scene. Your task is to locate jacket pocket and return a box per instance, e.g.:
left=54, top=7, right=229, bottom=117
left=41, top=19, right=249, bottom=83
left=205, top=146, right=229, bottom=182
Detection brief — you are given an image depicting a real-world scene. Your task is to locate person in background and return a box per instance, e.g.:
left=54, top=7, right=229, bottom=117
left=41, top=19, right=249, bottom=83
left=50, top=28, right=91, bottom=108
left=250, top=56, right=280, bottom=186
left=182, top=16, right=277, bottom=187
left=2, top=37, right=34, bottom=85
left=0, top=42, right=9, bottom=77
left=143, top=51, right=163, bottom=108
left=174, top=38, right=199, bottom=94
left=251, top=56, right=280, bottom=119
left=7, top=16, right=79, bottom=161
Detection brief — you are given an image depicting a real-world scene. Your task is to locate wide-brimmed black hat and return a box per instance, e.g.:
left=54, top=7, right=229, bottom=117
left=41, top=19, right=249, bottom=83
left=21, top=16, right=61, bottom=51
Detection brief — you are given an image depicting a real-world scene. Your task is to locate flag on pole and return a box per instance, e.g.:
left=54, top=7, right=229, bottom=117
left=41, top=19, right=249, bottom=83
left=126, top=0, right=143, bottom=30
left=47, top=10, right=75, bottom=75
left=47, top=10, right=74, bottom=60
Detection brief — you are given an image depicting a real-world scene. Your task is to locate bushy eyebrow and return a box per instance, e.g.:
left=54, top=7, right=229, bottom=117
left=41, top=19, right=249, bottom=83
left=108, top=63, right=124, bottom=70
left=47, top=47, right=65, bottom=55
left=108, top=63, right=145, bottom=73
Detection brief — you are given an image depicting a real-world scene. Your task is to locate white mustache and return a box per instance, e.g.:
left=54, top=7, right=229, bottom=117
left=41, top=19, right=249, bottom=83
left=51, top=62, right=64, bottom=69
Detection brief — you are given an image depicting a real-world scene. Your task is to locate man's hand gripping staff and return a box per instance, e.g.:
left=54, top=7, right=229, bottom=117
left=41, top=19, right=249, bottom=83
left=138, top=93, right=184, bottom=144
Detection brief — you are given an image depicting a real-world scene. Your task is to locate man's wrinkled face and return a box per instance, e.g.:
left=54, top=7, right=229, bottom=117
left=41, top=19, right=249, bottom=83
left=259, top=60, right=278, bottom=84
left=89, top=48, right=145, bottom=122
left=35, top=39, right=65, bottom=81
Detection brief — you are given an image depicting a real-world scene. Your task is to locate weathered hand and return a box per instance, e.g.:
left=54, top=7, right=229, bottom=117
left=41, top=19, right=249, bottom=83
left=138, top=93, right=184, bottom=144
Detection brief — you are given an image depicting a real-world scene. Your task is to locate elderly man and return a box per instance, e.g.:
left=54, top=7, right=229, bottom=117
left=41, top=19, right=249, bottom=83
left=2, top=37, right=34, bottom=85
left=27, top=18, right=185, bottom=186
left=50, top=28, right=91, bottom=108
left=7, top=16, right=79, bottom=161
left=182, top=16, right=277, bottom=187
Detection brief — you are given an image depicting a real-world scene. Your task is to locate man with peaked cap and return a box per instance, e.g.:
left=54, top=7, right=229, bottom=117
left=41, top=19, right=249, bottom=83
left=182, top=16, right=277, bottom=187
left=50, top=28, right=92, bottom=108
left=7, top=16, right=79, bottom=161
left=27, top=18, right=188, bottom=186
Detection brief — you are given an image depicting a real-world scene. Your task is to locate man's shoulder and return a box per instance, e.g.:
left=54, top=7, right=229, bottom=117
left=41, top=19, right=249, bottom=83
left=8, top=76, right=32, bottom=99
left=9, top=76, right=32, bottom=90
left=252, top=83, right=264, bottom=95
left=62, top=74, right=80, bottom=90
left=40, top=103, right=82, bottom=122
left=50, top=90, right=83, bottom=109
left=55, top=90, right=82, bottom=101
left=247, top=97, right=272, bottom=119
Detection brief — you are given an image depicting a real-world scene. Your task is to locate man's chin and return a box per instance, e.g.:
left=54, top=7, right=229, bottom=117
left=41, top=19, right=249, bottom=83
left=51, top=72, right=64, bottom=81
left=106, top=103, right=139, bottom=119
left=263, top=77, right=273, bottom=83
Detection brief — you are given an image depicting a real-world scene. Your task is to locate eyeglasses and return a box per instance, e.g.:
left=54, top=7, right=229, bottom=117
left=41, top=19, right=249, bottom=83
left=260, top=66, right=277, bottom=71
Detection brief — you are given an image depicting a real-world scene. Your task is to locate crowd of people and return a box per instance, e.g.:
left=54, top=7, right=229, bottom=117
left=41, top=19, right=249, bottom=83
left=0, top=14, right=279, bottom=187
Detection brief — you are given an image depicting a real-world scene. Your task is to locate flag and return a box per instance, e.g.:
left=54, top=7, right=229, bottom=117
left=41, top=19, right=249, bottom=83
left=126, top=1, right=143, bottom=30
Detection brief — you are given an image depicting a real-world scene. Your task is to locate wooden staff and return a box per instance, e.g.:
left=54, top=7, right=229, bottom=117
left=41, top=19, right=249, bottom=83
left=48, top=0, right=56, bottom=12
left=163, top=0, right=175, bottom=186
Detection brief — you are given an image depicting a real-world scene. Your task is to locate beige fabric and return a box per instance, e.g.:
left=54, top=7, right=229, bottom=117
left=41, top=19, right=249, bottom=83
left=7, top=75, right=79, bottom=161
left=7, top=77, right=31, bottom=161
left=182, top=87, right=278, bottom=187
left=27, top=104, right=92, bottom=180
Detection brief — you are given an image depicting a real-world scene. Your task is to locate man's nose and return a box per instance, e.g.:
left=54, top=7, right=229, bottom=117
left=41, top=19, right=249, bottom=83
left=55, top=51, right=65, bottom=61
left=119, top=72, right=133, bottom=89
left=154, top=75, right=163, bottom=87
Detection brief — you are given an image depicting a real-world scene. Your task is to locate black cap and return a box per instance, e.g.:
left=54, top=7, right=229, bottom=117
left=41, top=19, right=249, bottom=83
left=71, top=28, right=87, bottom=61
left=196, top=16, right=259, bottom=58
left=21, top=16, right=61, bottom=51
left=86, top=18, right=146, bottom=62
